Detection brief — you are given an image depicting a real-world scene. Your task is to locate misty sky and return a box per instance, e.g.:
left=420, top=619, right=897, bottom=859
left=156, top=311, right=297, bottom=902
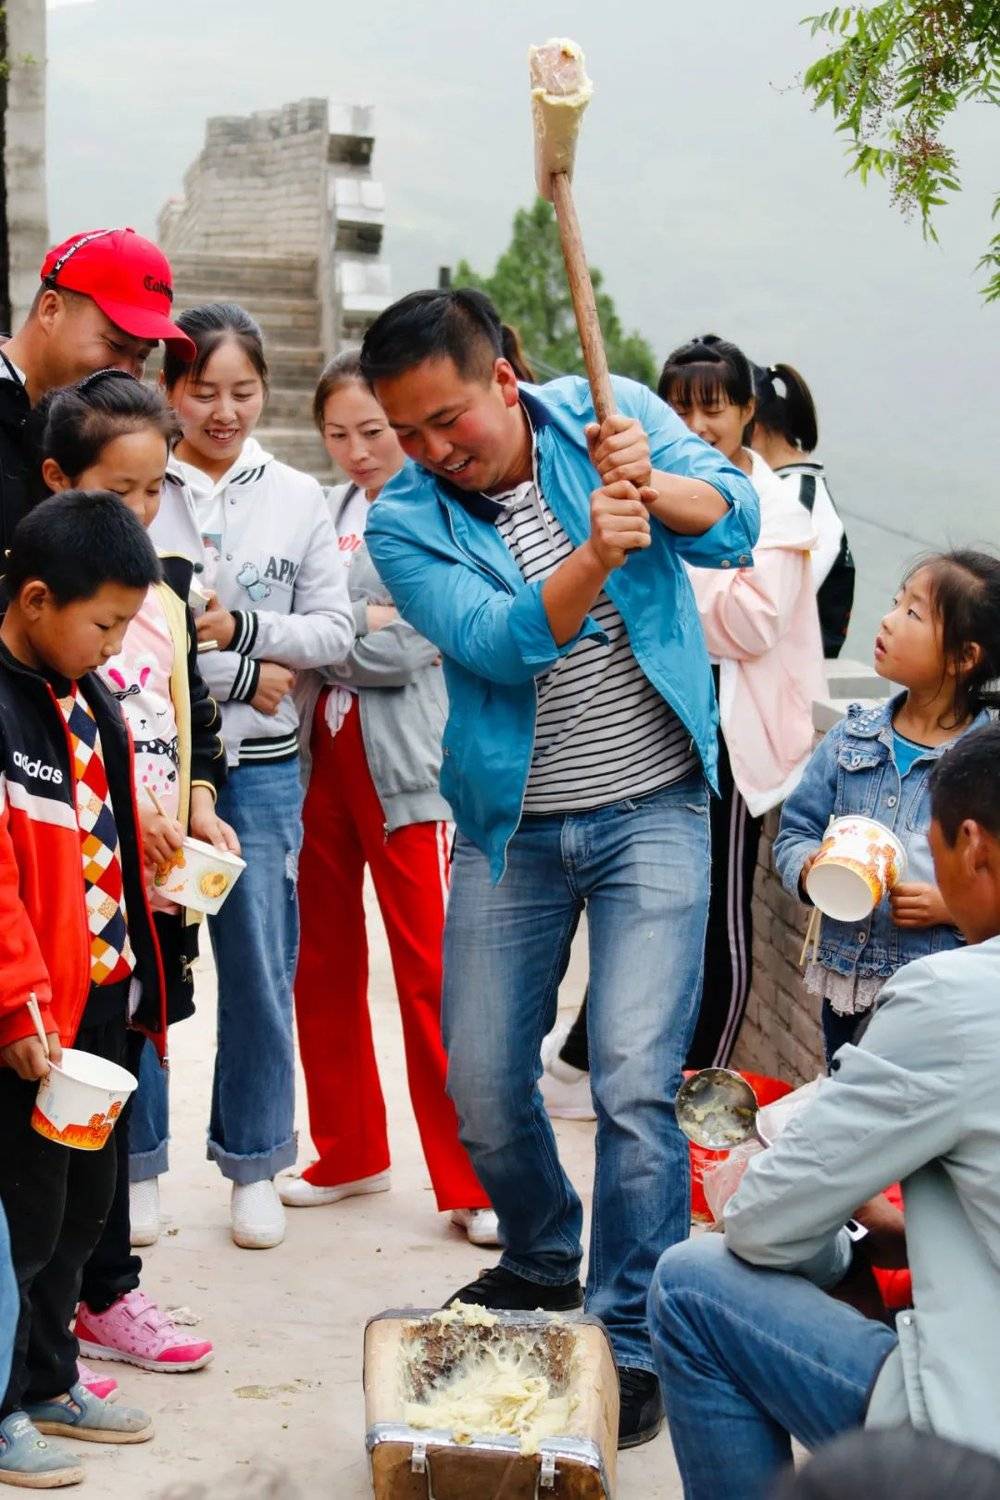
left=45, top=0, right=999, bottom=651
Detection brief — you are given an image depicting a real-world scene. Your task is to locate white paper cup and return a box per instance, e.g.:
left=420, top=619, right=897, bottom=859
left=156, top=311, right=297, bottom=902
left=805, top=817, right=906, bottom=923
left=31, top=1048, right=137, bottom=1151
left=152, top=836, right=246, bottom=915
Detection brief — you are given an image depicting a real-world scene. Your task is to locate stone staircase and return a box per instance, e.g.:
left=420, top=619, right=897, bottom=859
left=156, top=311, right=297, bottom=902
left=165, top=250, right=332, bottom=482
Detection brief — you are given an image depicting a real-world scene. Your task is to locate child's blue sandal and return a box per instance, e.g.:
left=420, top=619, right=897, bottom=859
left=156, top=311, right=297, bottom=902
left=0, top=1411, right=84, bottom=1487
left=23, top=1384, right=153, bottom=1446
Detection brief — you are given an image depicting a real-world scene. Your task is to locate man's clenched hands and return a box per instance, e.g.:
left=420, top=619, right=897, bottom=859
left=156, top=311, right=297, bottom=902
left=585, top=416, right=654, bottom=492
left=586, top=483, right=652, bottom=572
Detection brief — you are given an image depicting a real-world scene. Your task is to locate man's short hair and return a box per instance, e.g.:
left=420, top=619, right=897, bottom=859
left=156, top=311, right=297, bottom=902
left=28, top=283, right=88, bottom=318
left=5, top=491, right=161, bottom=604
left=930, top=723, right=1000, bottom=844
left=360, top=288, right=505, bottom=386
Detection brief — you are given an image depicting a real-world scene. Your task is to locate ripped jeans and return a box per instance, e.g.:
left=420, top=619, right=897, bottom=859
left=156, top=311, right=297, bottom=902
left=207, top=757, right=303, bottom=1184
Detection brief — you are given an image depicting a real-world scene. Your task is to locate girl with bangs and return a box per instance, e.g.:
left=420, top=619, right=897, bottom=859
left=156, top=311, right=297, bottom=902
left=658, top=335, right=826, bottom=1067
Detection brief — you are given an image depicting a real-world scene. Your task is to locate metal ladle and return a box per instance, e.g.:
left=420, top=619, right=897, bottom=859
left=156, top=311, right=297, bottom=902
left=675, top=1068, right=762, bottom=1151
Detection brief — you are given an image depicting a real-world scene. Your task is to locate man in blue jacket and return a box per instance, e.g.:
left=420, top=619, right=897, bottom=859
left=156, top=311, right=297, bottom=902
left=362, top=289, right=759, bottom=1447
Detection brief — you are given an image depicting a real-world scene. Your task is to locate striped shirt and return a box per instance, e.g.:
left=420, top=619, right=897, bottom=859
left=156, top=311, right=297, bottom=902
left=494, top=479, right=697, bottom=814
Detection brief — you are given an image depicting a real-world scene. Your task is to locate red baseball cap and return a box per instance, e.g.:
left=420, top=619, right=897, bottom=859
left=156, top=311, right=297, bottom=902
left=40, top=227, right=195, bottom=360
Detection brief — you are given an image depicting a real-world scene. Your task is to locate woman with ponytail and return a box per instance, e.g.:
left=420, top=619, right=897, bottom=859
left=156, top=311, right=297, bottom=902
left=751, top=361, right=855, bottom=658
left=658, top=334, right=826, bottom=1067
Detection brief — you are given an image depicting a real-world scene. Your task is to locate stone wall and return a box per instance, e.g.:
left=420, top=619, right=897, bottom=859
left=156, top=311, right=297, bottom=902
left=729, top=661, right=892, bottom=1085
left=157, top=98, right=329, bottom=260
left=4, top=0, right=48, bottom=328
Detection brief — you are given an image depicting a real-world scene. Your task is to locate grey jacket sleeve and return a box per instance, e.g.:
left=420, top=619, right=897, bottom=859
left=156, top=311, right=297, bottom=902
left=724, top=957, right=963, bottom=1281
left=326, top=610, right=441, bottom=690
left=227, top=495, right=354, bottom=671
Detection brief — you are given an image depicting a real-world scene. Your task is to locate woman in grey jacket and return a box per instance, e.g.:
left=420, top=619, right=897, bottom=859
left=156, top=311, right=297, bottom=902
left=281, top=353, right=496, bottom=1246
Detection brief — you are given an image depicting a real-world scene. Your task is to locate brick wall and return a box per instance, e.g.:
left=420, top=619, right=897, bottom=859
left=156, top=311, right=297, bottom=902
left=729, top=809, right=825, bottom=1084
left=157, top=99, right=329, bottom=258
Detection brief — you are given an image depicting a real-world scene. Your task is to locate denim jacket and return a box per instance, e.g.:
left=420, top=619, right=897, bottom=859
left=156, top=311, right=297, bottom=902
left=773, top=694, right=988, bottom=977
left=366, top=375, right=759, bottom=881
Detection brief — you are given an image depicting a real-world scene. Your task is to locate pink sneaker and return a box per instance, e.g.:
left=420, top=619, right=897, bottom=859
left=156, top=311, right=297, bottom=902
left=77, top=1359, right=119, bottom=1402
left=75, top=1291, right=214, bottom=1373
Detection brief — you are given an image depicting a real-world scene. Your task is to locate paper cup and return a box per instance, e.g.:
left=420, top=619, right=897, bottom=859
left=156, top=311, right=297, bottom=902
left=152, top=836, right=246, bottom=916
left=31, top=1048, right=137, bottom=1151
left=806, top=817, right=906, bottom=923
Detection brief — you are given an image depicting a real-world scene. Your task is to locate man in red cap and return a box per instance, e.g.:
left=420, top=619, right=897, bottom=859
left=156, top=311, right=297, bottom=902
left=0, top=227, right=195, bottom=554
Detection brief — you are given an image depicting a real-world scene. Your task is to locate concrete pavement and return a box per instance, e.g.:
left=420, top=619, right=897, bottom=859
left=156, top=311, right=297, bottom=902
left=81, top=887, right=682, bottom=1497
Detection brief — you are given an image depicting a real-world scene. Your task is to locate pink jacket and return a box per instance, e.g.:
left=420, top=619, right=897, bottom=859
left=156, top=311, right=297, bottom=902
left=687, top=450, right=826, bottom=816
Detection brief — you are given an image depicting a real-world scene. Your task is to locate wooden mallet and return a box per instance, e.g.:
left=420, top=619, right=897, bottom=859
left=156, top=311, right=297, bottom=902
left=529, top=37, right=615, bottom=422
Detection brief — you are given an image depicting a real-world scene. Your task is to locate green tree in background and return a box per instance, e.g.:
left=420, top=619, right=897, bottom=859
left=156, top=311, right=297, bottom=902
left=456, top=198, right=658, bottom=386
left=802, top=3, right=1000, bottom=301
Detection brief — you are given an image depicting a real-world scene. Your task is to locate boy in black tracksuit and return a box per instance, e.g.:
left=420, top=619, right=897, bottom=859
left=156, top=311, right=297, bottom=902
left=0, top=493, right=166, bottom=1485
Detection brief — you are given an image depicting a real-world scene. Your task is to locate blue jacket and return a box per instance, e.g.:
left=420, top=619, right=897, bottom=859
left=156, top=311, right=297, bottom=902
left=773, top=694, right=989, bottom=976
left=366, top=375, right=760, bottom=880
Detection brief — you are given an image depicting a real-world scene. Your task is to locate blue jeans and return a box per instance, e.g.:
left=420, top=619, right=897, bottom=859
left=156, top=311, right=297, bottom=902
left=207, top=758, right=304, bottom=1184
left=0, top=1204, right=17, bottom=1403
left=443, top=773, right=710, bottom=1370
left=129, top=1038, right=168, bottom=1181
left=649, top=1236, right=898, bottom=1499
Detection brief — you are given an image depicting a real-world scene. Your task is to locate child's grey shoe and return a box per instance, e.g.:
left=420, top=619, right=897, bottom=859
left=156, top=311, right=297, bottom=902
left=24, top=1384, right=153, bottom=1446
left=0, top=1411, right=83, bottom=1487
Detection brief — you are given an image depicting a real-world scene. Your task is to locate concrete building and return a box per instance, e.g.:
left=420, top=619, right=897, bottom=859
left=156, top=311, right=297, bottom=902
left=2, top=0, right=48, bottom=330
left=157, top=97, right=392, bottom=477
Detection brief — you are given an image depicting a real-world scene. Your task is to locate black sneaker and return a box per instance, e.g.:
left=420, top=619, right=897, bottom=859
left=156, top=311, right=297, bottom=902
left=618, top=1366, right=664, bottom=1449
left=446, top=1264, right=583, bottom=1314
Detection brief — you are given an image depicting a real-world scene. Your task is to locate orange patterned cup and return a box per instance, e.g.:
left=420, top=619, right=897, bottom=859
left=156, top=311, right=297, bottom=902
left=806, top=817, right=906, bottom=923
left=31, top=1048, right=137, bottom=1151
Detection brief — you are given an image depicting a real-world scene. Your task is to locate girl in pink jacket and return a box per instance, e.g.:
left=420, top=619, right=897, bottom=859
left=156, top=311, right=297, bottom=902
left=659, top=335, right=825, bottom=1068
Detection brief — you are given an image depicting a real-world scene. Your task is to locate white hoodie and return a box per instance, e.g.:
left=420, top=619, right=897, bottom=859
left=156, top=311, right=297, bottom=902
left=152, top=438, right=354, bottom=766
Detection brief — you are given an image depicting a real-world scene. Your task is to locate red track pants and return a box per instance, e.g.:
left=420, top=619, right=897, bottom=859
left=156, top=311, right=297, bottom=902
left=294, top=694, right=488, bottom=1212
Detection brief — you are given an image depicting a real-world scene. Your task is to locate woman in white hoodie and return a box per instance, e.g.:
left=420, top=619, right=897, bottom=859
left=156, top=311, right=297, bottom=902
left=658, top=335, right=825, bottom=1068
left=154, top=304, right=353, bottom=1249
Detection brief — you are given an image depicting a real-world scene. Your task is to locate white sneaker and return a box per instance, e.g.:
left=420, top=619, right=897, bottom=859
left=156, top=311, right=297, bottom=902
left=450, top=1208, right=502, bottom=1247
left=539, top=1019, right=596, bottom=1121
left=278, top=1169, right=391, bottom=1208
left=230, top=1180, right=286, bottom=1249
left=129, top=1178, right=161, bottom=1247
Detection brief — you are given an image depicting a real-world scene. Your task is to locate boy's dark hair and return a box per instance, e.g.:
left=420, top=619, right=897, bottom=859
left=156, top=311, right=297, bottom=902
left=38, top=369, right=179, bottom=485
left=360, top=288, right=512, bottom=386
left=930, top=723, right=1000, bottom=846
left=911, top=549, right=1000, bottom=726
left=5, top=490, right=161, bottom=604
left=161, top=302, right=269, bottom=392
left=658, top=334, right=754, bottom=416
left=773, top=1427, right=1000, bottom=1500
left=751, top=361, right=818, bottom=451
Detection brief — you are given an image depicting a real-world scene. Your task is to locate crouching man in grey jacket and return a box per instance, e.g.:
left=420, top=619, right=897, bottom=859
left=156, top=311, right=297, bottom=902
left=650, top=723, right=1000, bottom=1500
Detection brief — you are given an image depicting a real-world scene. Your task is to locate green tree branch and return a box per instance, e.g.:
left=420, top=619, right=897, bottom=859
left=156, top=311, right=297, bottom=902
left=802, top=2, right=1000, bottom=301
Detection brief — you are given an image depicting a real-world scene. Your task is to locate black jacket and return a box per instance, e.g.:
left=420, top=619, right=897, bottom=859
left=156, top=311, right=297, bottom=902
left=0, top=364, right=33, bottom=559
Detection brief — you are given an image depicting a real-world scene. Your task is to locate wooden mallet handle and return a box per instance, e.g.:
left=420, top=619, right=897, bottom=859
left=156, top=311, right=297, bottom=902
left=550, top=172, right=616, bottom=424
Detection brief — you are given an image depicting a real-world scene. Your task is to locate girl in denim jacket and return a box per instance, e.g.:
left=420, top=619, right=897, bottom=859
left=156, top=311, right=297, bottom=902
left=774, top=549, right=1000, bottom=1065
